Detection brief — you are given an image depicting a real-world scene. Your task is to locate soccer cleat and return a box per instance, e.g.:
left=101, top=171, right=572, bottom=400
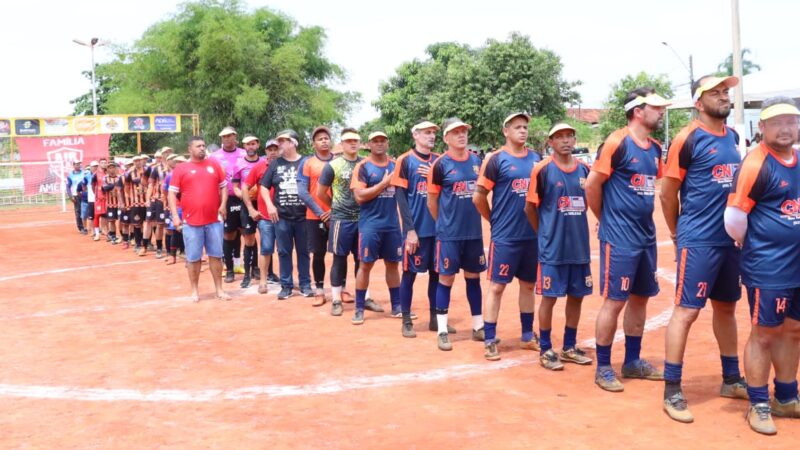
left=402, top=321, right=416, bottom=338
left=595, top=366, right=624, bottom=392
left=234, top=265, right=246, bottom=274
left=146, top=243, right=156, bottom=252
left=437, top=333, right=453, bottom=351
left=621, top=359, right=664, bottom=380
left=746, top=403, right=777, bottom=435
left=224, top=272, right=235, bottom=283
left=351, top=310, right=365, bottom=325
left=341, top=291, right=354, bottom=303
left=484, top=341, right=501, bottom=361
left=519, top=334, right=541, bottom=351
left=663, top=391, right=694, bottom=423
left=137, top=247, right=147, bottom=257
left=720, top=377, right=749, bottom=400
left=539, top=349, right=564, bottom=371
left=472, top=327, right=485, bottom=341
left=267, top=274, right=280, bottom=285
left=364, top=299, right=384, bottom=313
left=331, top=301, right=343, bottom=316
left=93, top=233, right=101, bottom=241
left=300, top=286, right=314, bottom=298
left=240, top=276, right=251, bottom=289
left=155, top=249, right=164, bottom=259
left=771, top=396, right=800, bottom=418
left=277, top=287, right=292, bottom=300
left=312, top=290, right=326, bottom=307
left=560, top=347, right=593, bottom=365
left=390, top=306, right=417, bottom=319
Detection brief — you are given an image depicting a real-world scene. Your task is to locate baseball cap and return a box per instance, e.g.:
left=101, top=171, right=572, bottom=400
left=442, top=119, right=471, bottom=137
left=411, top=120, right=440, bottom=132
left=692, top=76, right=739, bottom=102
left=89, top=160, right=99, bottom=167
left=160, top=146, right=173, bottom=153
left=624, top=93, right=672, bottom=111
left=275, top=129, right=299, bottom=141
left=312, top=126, right=332, bottom=139
left=218, top=126, right=237, bottom=137
left=548, top=123, right=576, bottom=138
left=760, top=99, right=800, bottom=121
left=154, top=149, right=163, bottom=157
left=265, top=139, right=279, bottom=148
left=503, top=112, right=531, bottom=127
left=72, top=160, right=81, bottom=165
left=107, top=161, right=118, bottom=167
left=368, top=131, right=388, bottom=141
left=341, top=131, right=361, bottom=141
left=242, top=135, right=260, bottom=144
left=175, top=156, right=188, bottom=162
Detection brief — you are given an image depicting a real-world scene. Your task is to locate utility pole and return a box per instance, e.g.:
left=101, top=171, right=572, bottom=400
left=73, top=38, right=105, bottom=117
left=731, top=0, right=746, bottom=156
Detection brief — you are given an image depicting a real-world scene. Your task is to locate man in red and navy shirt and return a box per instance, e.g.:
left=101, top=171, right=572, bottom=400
left=586, top=88, right=669, bottom=392
left=660, top=75, right=746, bottom=423
left=726, top=97, right=800, bottom=435
left=474, top=112, right=541, bottom=361
left=168, top=136, right=229, bottom=303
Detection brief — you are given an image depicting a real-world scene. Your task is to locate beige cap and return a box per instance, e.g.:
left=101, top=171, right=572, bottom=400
left=242, top=135, right=260, bottom=144
left=548, top=123, right=576, bottom=138
left=341, top=131, right=361, bottom=141
left=443, top=120, right=472, bottom=137
left=411, top=120, right=440, bottom=132
left=218, top=126, right=237, bottom=137
left=368, top=131, right=388, bottom=141
left=503, top=112, right=531, bottom=127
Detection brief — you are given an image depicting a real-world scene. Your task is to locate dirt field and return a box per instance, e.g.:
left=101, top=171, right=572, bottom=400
left=0, top=204, right=796, bottom=449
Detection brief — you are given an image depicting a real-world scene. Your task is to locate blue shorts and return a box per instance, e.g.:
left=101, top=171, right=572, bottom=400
left=166, top=207, right=183, bottom=231
left=182, top=221, right=224, bottom=263
left=675, top=246, right=741, bottom=309
left=537, top=263, right=593, bottom=298
left=487, top=239, right=537, bottom=284
left=257, top=219, right=276, bottom=256
left=434, top=239, right=486, bottom=275
left=403, top=236, right=436, bottom=273
left=328, top=220, right=359, bottom=257
left=359, top=230, right=403, bottom=263
left=747, top=287, right=800, bottom=327
left=80, top=202, right=90, bottom=220
left=599, top=242, right=659, bottom=301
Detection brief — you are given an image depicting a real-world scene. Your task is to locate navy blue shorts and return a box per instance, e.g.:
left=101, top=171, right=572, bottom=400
left=599, top=242, right=659, bottom=301
left=487, top=239, right=537, bottom=284
left=434, top=238, right=486, bottom=275
left=328, top=220, right=359, bottom=257
left=675, top=246, right=741, bottom=309
left=537, top=263, right=593, bottom=298
left=403, top=236, right=436, bottom=273
left=747, top=286, right=800, bottom=327
left=359, top=230, right=403, bottom=263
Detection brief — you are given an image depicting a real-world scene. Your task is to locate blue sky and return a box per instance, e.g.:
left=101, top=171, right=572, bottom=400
left=2, top=0, right=796, bottom=126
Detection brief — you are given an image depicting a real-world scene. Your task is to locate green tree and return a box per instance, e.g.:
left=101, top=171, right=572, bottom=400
left=716, top=48, right=761, bottom=76
left=373, top=33, right=580, bottom=154
left=598, top=72, right=690, bottom=143
left=82, top=0, right=358, bottom=153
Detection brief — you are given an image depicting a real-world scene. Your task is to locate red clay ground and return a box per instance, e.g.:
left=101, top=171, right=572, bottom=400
left=0, top=202, right=796, bottom=449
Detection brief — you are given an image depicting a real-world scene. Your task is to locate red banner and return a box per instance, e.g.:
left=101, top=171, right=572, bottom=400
left=16, top=134, right=110, bottom=195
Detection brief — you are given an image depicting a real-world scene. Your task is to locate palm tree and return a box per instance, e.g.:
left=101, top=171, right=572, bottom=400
left=717, top=48, right=762, bottom=76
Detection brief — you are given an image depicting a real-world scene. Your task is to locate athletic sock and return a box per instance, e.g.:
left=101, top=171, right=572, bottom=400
left=234, top=234, right=241, bottom=259
left=156, top=239, right=163, bottom=251
left=624, top=335, right=642, bottom=365
left=355, top=289, right=366, bottom=311
left=563, top=326, right=578, bottom=350
left=720, top=355, right=741, bottom=383
left=484, top=321, right=497, bottom=344
left=465, top=278, right=482, bottom=316
left=242, top=246, right=253, bottom=277
left=332, top=286, right=343, bottom=302
left=435, top=283, right=452, bottom=312
left=539, top=328, right=552, bottom=354
left=246, top=245, right=257, bottom=277
left=774, top=379, right=798, bottom=404
left=596, top=343, right=612, bottom=368
left=747, top=384, right=770, bottom=405
left=400, top=271, right=416, bottom=314
left=427, top=272, right=437, bottom=314
left=134, top=228, right=143, bottom=247
left=664, top=361, right=683, bottom=384
left=389, top=287, right=400, bottom=310
left=122, top=233, right=129, bottom=242
left=520, top=312, right=534, bottom=342
left=223, top=239, right=234, bottom=271
left=471, top=315, right=484, bottom=331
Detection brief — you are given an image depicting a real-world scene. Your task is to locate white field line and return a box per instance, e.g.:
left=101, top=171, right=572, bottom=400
left=0, top=219, right=73, bottom=230
left=0, top=260, right=149, bottom=283
left=0, top=269, right=678, bottom=403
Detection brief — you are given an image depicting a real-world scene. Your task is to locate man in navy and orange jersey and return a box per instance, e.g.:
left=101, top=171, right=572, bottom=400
left=392, top=120, right=441, bottom=327
left=350, top=131, right=402, bottom=325
left=725, top=97, right=800, bottom=435
left=473, top=112, right=542, bottom=361
left=585, top=88, right=669, bottom=392
left=525, top=123, right=594, bottom=371
left=425, top=118, right=486, bottom=347
left=297, top=126, right=334, bottom=306
left=659, top=75, right=747, bottom=423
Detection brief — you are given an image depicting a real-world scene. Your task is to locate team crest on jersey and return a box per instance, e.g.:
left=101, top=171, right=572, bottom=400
left=585, top=276, right=593, bottom=288
left=207, top=166, right=215, bottom=174
left=579, top=177, right=586, bottom=189
left=473, top=165, right=480, bottom=175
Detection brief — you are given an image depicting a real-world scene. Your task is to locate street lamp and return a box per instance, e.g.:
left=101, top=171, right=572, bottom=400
left=661, top=41, right=694, bottom=89
left=72, top=37, right=106, bottom=116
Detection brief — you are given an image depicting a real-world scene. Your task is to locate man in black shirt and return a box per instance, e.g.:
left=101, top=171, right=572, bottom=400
left=261, top=129, right=312, bottom=299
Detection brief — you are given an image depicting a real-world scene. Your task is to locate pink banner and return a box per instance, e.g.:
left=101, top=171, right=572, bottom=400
left=16, top=134, right=110, bottom=195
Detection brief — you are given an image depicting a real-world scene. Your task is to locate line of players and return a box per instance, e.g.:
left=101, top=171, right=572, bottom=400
left=69, top=76, right=800, bottom=436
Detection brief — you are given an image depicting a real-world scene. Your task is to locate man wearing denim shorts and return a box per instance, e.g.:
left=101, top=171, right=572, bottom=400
left=169, top=136, right=230, bottom=303
left=243, top=139, right=281, bottom=294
